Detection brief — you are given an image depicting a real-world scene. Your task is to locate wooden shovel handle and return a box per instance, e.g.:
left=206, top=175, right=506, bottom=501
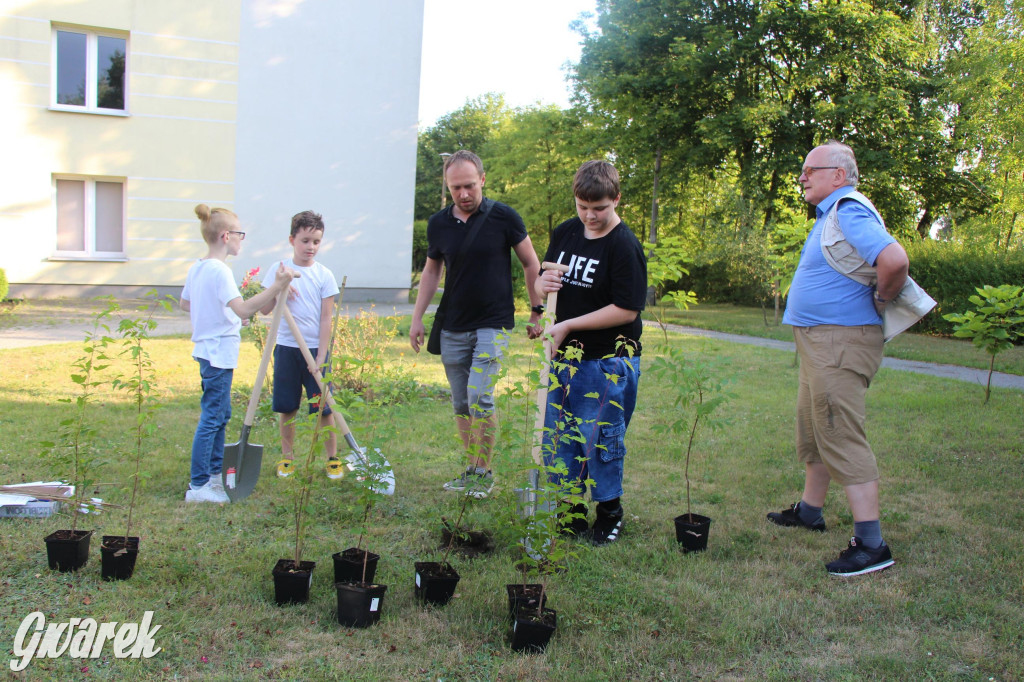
left=282, top=306, right=353, bottom=439
left=531, top=261, right=572, bottom=466
left=243, top=288, right=288, bottom=427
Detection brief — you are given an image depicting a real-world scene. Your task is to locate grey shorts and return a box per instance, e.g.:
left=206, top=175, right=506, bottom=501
left=440, top=327, right=508, bottom=418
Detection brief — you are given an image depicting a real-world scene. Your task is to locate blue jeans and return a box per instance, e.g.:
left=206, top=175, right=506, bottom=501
left=190, top=357, right=233, bottom=488
left=543, top=356, right=640, bottom=503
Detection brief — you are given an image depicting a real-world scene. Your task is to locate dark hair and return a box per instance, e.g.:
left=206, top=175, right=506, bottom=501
left=290, top=210, right=324, bottom=237
left=443, top=150, right=484, bottom=176
left=573, top=160, right=620, bottom=201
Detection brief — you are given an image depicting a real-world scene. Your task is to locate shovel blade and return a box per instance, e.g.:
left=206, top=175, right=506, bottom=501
left=223, top=427, right=263, bottom=502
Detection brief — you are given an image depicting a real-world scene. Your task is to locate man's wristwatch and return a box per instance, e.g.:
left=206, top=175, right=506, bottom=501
left=531, top=304, right=545, bottom=315
left=873, top=291, right=889, bottom=305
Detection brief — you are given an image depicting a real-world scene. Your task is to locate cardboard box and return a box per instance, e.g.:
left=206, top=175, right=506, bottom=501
left=0, top=500, right=60, bottom=518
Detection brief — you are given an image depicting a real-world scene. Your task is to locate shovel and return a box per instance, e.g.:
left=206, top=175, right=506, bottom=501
left=516, top=261, right=572, bottom=522
left=281, top=306, right=396, bottom=495
left=223, top=288, right=288, bottom=502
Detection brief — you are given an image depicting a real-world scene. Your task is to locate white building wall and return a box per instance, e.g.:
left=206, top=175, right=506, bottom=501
left=0, top=1, right=422, bottom=301
left=232, top=1, right=423, bottom=302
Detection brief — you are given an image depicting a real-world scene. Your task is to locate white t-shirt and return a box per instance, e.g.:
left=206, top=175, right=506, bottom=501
left=262, top=260, right=339, bottom=349
left=181, top=258, right=242, bottom=369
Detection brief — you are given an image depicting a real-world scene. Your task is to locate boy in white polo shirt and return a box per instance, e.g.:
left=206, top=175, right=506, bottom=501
left=260, top=210, right=341, bottom=479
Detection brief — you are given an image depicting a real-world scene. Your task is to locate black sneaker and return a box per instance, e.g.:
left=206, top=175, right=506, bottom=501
left=590, top=504, right=623, bottom=546
left=826, top=537, right=895, bottom=577
left=767, top=502, right=826, bottom=532
left=559, top=503, right=589, bottom=537
left=442, top=469, right=475, bottom=492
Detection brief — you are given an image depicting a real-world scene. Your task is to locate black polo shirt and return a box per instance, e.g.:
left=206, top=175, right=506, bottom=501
left=426, top=197, right=528, bottom=332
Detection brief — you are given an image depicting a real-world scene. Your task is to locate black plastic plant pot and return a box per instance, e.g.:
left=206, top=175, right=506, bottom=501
left=510, top=606, right=557, bottom=653
left=506, top=584, right=547, bottom=623
left=100, top=535, right=139, bottom=581
left=335, top=582, right=387, bottom=628
left=272, top=559, right=316, bottom=605
left=414, top=561, right=460, bottom=606
left=674, top=513, right=712, bottom=553
left=44, top=529, right=92, bottom=572
left=333, top=547, right=379, bottom=585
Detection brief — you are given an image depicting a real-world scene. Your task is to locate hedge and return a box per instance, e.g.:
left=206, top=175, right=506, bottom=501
left=906, top=240, right=1024, bottom=336
left=678, top=239, right=1024, bottom=337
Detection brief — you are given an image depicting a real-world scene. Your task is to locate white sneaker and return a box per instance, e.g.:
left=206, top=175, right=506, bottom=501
left=185, top=481, right=228, bottom=504
left=207, top=477, right=230, bottom=503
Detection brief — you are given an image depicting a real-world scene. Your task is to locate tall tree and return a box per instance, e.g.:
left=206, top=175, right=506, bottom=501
left=572, top=0, right=985, bottom=240
left=947, top=0, right=1024, bottom=248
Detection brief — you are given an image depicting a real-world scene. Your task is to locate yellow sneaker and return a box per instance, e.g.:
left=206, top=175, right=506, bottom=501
left=275, top=459, right=294, bottom=478
left=325, top=458, right=344, bottom=480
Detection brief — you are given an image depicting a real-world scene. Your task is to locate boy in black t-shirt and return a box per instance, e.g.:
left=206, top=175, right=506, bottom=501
left=535, top=160, right=647, bottom=545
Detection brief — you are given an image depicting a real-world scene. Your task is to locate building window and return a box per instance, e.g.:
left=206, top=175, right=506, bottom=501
left=52, top=27, right=127, bottom=113
left=54, top=177, right=125, bottom=258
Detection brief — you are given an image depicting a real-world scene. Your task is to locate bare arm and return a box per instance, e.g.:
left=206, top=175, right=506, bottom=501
left=315, top=295, right=335, bottom=368
left=873, top=242, right=909, bottom=313
left=179, top=297, right=190, bottom=313
left=227, top=264, right=298, bottom=319
left=546, top=304, right=639, bottom=356
left=514, top=237, right=544, bottom=339
left=409, top=256, right=443, bottom=353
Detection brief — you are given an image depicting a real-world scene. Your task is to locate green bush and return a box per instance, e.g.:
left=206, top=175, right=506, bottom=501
left=0, top=267, right=7, bottom=301
left=906, top=240, right=1024, bottom=336
left=679, top=238, right=774, bottom=306
left=412, top=220, right=428, bottom=271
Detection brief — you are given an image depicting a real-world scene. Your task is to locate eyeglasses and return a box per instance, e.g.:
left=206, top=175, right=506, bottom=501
left=800, top=166, right=839, bottom=177
left=228, top=230, right=246, bottom=240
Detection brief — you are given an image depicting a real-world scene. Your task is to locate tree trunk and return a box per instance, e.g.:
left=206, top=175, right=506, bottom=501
left=647, top=148, right=662, bottom=305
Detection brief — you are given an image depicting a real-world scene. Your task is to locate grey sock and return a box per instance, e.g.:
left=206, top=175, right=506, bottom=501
left=854, top=520, right=883, bottom=549
left=797, top=500, right=824, bottom=526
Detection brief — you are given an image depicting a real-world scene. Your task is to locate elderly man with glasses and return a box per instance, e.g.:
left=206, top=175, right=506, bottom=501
left=767, top=140, right=909, bottom=577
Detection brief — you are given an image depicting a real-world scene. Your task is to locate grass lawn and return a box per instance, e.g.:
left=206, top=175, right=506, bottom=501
left=653, top=303, right=1024, bottom=376
left=1, top=311, right=1022, bottom=680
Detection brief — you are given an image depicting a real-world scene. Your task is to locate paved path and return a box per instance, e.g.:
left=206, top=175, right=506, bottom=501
left=650, top=321, right=1024, bottom=391
left=1, top=302, right=1020, bottom=391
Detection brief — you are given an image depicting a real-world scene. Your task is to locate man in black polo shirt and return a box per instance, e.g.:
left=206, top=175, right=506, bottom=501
left=410, top=150, right=543, bottom=497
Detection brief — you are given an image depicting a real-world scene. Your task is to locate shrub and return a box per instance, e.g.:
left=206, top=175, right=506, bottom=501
left=906, top=240, right=1024, bottom=336
left=412, top=220, right=428, bottom=271
left=0, top=267, right=8, bottom=301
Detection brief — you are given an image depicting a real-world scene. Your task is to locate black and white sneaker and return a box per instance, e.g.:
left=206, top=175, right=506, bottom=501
left=590, top=504, right=623, bottom=546
left=767, top=502, right=826, bottom=532
left=826, top=537, right=895, bottom=577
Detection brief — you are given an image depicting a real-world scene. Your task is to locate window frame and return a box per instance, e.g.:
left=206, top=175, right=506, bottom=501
left=51, top=175, right=128, bottom=261
left=50, top=24, right=130, bottom=116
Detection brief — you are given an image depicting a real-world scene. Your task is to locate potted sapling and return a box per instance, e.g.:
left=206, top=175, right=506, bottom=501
left=508, top=457, right=586, bottom=653
left=102, top=295, right=169, bottom=580
left=414, top=478, right=472, bottom=607
left=40, top=300, right=117, bottom=572
left=334, top=442, right=392, bottom=628
left=272, top=402, right=333, bottom=605
left=649, top=345, right=732, bottom=552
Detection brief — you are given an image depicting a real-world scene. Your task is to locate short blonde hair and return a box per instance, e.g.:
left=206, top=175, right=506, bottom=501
left=194, top=204, right=238, bottom=244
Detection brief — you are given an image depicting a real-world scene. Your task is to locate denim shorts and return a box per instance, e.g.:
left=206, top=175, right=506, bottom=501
left=272, top=344, right=332, bottom=416
left=543, top=356, right=641, bottom=503
left=440, top=328, right=508, bottom=418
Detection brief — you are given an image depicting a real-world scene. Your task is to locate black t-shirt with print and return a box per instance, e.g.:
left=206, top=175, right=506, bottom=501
left=542, top=217, right=647, bottom=359
left=426, top=198, right=528, bottom=332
